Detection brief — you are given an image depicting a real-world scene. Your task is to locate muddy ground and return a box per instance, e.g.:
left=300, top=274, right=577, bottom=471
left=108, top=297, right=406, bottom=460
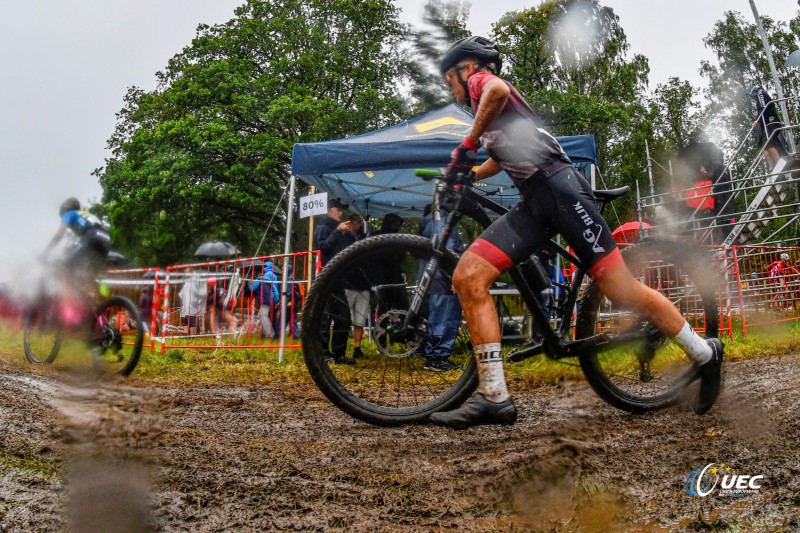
left=1, top=352, right=799, bottom=532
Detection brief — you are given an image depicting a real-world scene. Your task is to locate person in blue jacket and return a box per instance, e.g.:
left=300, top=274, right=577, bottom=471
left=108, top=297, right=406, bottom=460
left=416, top=204, right=465, bottom=372
left=250, top=261, right=280, bottom=339
left=44, top=197, right=112, bottom=296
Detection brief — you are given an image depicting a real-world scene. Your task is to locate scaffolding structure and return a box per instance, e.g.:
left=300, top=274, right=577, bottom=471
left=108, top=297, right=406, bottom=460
left=639, top=93, right=800, bottom=247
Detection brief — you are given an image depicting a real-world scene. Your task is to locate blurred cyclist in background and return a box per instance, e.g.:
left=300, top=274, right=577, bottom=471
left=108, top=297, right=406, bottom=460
left=43, top=197, right=111, bottom=296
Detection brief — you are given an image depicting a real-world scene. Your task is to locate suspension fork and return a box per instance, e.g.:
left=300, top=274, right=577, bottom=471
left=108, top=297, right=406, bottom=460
left=402, top=184, right=466, bottom=331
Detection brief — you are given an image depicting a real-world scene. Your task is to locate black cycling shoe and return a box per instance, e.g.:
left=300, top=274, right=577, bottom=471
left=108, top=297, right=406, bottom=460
left=694, top=338, right=724, bottom=415
left=423, top=358, right=461, bottom=372
left=352, top=347, right=365, bottom=359
left=324, top=351, right=356, bottom=365
left=429, top=393, right=517, bottom=429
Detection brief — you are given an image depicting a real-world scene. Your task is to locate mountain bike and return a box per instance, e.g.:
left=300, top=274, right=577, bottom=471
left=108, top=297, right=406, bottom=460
left=301, top=170, right=721, bottom=426
left=23, top=264, right=144, bottom=376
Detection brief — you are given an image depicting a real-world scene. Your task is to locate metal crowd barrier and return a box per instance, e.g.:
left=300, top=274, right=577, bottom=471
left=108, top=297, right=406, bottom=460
left=103, top=251, right=319, bottom=354
left=100, top=244, right=800, bottom=356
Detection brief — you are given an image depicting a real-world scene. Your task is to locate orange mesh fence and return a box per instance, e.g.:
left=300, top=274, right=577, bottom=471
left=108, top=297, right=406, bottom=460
left=730, top=245, right=800, bottom=335
left=101, top=251, right=319, bottom=354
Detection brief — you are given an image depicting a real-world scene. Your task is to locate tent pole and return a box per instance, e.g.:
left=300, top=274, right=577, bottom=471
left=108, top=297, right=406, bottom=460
left=278, top=174, right=297, bottom=364
left=307, top=186, right=315, bottom=294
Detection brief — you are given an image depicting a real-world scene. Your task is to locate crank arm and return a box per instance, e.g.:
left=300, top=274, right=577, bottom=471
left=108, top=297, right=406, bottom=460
left=506, top=342, right=545, bottom=363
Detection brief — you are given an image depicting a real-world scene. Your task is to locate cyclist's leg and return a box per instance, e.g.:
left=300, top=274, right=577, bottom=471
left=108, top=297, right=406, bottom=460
left=431, top=201, right=549, bottom=427
left=543, top=167, right=723, bottom=412
left=542, top=167, right=714, bottom=362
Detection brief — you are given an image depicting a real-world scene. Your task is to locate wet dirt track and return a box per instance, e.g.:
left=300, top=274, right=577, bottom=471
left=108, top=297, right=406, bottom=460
left=1, top=354, right=799, bottom=532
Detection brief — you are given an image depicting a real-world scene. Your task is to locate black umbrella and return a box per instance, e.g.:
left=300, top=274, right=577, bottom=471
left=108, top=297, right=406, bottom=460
left=194, top=241, right=240, bottom=258
left=238, top=258, right=264, bottom=271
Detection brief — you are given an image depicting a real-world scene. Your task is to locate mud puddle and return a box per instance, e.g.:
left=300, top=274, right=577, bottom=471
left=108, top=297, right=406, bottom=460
left=0, top=354, right=798, bottom=531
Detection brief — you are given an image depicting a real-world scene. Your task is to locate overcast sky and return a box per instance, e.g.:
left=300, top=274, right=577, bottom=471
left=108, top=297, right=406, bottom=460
left=0, top=0, right=797, bottom=281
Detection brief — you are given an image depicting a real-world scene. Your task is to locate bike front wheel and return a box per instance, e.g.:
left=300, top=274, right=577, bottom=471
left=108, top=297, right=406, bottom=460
left=91, top=296, right=144, bottom=376
left=23, top=305, right=63, bottom=364
left=302, top=234, right=477, bottom=426
left=575, top=239, right=721, bottom=413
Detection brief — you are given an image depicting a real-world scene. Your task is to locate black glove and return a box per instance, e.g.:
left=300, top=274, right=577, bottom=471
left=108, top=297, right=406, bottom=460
left=446, top=137, right=479, bottom=184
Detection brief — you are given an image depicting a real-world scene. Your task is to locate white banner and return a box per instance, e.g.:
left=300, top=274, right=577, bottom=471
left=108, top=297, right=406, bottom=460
left=298, top=192, right=328, bottom=219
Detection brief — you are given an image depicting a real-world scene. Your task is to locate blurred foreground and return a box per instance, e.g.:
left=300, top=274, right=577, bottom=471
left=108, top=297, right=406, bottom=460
left=0, top=344, right=798, bottom=531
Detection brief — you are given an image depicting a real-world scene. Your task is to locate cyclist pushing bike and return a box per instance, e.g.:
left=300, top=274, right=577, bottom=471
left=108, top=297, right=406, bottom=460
left=429, top=36, right=723, bottom=429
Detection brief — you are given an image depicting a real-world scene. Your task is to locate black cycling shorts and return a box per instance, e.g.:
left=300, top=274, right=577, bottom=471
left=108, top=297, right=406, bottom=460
left=66, top=227, right=111, bottom=273
left=467, top=166, right=618, bottom=273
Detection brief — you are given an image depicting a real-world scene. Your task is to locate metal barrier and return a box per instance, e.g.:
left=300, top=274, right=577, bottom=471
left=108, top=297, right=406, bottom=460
left=729, top=245, right=800, bottom=336
left=103, top=252, right=319, bottom=354
left=100, top=244, right=800, bottom=355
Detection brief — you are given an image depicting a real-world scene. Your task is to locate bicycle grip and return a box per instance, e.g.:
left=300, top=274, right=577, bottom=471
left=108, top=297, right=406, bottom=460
left=415, top=169, right=441, bottom=180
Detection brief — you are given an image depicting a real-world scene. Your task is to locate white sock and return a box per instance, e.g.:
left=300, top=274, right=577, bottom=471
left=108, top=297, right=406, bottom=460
left=474, top=343, right=510, bottom=402
left=673, top=322, right=712, bottom=365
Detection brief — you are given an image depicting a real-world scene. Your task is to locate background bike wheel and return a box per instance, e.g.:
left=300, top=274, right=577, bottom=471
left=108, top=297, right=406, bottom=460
left=91, top=296, right=144, bottom=376
left=302, top=234, right=477, bottom=426
left=23, top=307, right=63, bottom=364
left=575, top=239, right=721, bottom=413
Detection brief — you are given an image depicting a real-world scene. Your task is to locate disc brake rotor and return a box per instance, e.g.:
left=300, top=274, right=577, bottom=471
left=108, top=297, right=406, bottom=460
left=374, top=309, right=424, bottom=358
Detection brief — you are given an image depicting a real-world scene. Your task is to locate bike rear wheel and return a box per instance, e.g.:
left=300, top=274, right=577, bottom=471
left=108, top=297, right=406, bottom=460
left=91, top=296, right=144, bottom=376
left=302, top=234, right=477, bottom=426
left=575, top=239, right=721, bottom=413
left=23, top=305, right=63, bottom=364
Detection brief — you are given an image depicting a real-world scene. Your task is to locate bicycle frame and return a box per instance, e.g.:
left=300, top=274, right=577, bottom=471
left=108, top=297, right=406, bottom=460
left=400, top=176, right=634, bottom=362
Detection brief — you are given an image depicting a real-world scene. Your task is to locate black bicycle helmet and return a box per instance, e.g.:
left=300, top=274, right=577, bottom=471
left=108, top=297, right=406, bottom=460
left=439, top=36, right=502, bottom=76
left=59, top=197, right=81, bottom=216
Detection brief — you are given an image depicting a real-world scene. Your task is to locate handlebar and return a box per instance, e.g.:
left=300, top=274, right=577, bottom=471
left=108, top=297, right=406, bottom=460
left=414, top=169, right=475, bottom=185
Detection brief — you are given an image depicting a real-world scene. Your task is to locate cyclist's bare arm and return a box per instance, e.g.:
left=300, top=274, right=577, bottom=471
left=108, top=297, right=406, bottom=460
left=42, top=225, right=67, bottom=258
left=469, top=78, right=509, bottom=142
left=475, top=158, right=502, bottom=181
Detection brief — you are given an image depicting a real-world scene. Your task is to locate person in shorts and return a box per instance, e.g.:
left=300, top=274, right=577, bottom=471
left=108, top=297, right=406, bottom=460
left=750, top=86, right=790, bottom=170
left=429, top=37, right=724, bottom=429
left=338, top=215, right=370, bottom=359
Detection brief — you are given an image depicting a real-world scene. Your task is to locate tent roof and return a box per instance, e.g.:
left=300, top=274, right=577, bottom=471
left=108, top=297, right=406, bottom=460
left=291, top=104, right=596, bottom=217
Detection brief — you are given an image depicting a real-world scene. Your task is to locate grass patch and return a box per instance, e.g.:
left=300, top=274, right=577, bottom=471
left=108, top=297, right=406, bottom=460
left=0, top=446, right=59, bottom=481
left=1, top=319, right=800, bottom=389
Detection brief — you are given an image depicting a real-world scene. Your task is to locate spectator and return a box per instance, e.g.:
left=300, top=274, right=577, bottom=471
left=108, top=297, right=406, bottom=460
left=678, top=141, right=736, bottom=243
left=336, top=214, right=370, bottom=359
left=138, top=270, right=165, bottom=334
left=207, top=276, right=239, bottom=334
left=250, top=261, right=280, bottom=339
left=416, top=204, right=464, bottom=371
left=281, top=263, right=303, bottom=339
left=313, top=198, right=355, bottom=365
left=373, top=213, right=408, bottom=319
left=750, top=86, right=790, bottom=170
left=766, top=252, right=800, bottom=311
left=179, top=270, right=207, bottom=336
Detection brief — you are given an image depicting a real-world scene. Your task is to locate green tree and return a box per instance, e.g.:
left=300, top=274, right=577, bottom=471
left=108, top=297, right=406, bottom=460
left=700, top=9, right=800, bottom=157
left=96, top=0, right=408, bottom=266
left=649, top=77, right=702, bottom=154
left=492, top=0, right=650, bottom=214
left=405, top=0, right=471, bottom=114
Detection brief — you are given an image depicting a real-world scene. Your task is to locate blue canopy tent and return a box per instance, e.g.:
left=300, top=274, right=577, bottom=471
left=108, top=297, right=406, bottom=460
left=290, top=104, right=596, bottom=218
left=278, top=105, right=596, bottom=360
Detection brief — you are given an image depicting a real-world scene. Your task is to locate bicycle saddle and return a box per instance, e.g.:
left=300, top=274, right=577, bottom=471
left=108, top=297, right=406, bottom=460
left=593, top=186, right=630, bottom=203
